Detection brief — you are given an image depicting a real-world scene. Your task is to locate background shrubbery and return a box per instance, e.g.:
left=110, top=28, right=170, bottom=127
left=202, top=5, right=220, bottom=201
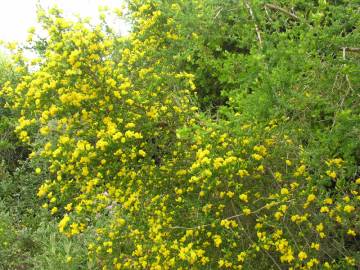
left=0, top=0, right=359, bottom=269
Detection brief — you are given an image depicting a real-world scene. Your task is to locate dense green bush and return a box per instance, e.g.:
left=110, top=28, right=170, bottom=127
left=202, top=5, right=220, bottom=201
left=0, top=158, right=92, bottom=270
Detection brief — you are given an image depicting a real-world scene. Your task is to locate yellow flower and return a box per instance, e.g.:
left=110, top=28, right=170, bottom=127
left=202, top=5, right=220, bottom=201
left=237, top=252, right=246, bottom=262
left=294, top=165, right=306, bottom=176
left=251, top=153, right=263, bottom=161
left=125, top=99, right=134, bottom=105
left=326, top=170, right=337, bottom=179
left=58, top=215, right=70, bottom=233
left=218, top=259, right=225, bottom=267
left=336, top=215, right=342, bottom=223
left=64, top=203, right=72, bottom=211
left=316, top=223, right=324, bottom=232
left=344, top=205, right=355, bottom=213
left=298, top=251, right=307, bottom=261
left=311, top=242, right=320, bottom=250
left=274, top=172, right=282, bottom=181
left=37, top=183, right=49, bottom=197
left=320, top=206, right=329, bottom=213
left=274, top=212, right=283, bottom=220
left=125, top=122, right=136, bottom=129
left=70, top=223, right=80, bottom=235
left=51, top=207, right=58, bottom=215
left=307, top=258, right=319, bottom=268
left=323, top=198, right=333, bottom=204
left=227, top=191, right=234, bottom=198
left=116, top=218, right=126, bottom=226
left=237, top=169, right=249, bottom=178
left=40, top=126, right=50, bottom=135
left=280, top=249, right=294, bottom=263
left=213, top=235, right=222, bottom=247
left=307, top=194, right=316, bottom=203
left=239, top=193, right=248, bottom=203
left=138, top=149, right=146, bottom=157
left=345, top=256, right=355, bottom=266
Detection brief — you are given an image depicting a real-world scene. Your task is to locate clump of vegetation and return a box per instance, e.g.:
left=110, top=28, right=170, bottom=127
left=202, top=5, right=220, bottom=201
left=0, top=0, right=359, bottom=269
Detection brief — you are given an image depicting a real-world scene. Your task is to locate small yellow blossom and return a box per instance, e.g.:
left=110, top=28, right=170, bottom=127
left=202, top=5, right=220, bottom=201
left=51, top=207, right=58, bottom=215
left=298, top=251, right=307, bottom=261
left=344, top=205, right=355, bottom=213
left=326, top=170, right=337, bottom=179
left=138, top=149, right=146, bottom=157
left=239, top=193, right=248, bottom=203
left=58, top=215, right=70, bottom=233
left=243, top=208, right=251, bottom=215
left=323, top=198, right=333, bottom=204
left=213, top=235, right=222, bottom=247
left=307, top=194, right=316, bottom=203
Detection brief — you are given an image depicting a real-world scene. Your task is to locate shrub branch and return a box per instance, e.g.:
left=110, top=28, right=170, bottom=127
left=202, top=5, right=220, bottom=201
left=264, top=3, right=300, bottom=21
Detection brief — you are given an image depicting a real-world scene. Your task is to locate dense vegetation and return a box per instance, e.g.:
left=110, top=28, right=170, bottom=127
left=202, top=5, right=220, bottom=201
left=0, top=1, right=359, bottom=269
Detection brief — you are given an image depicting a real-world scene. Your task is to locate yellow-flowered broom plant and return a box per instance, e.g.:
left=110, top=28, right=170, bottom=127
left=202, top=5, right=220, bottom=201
left=1, top=0, right=359, bottom=269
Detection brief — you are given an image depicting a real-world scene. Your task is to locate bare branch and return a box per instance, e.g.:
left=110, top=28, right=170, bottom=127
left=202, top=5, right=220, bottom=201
left=214, top=7, right=223, bottom=19
left=341, top=47, right=360, bottom=53
left=243, top=0, right=263, bottom=47
left=264, top=3, right=300, bottom=21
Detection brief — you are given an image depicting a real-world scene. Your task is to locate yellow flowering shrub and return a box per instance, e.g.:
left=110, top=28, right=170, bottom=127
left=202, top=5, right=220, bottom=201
left=1, top=1, right=360, bottom=269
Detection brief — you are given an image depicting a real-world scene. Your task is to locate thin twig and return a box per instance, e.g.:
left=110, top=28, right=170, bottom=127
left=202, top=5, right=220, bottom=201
left=264, top=3, right=300, bottom=21
left=341, top=47, right=360, bottom=53
left=264, top=5, right=273, bottom=22
left=341, top=47, right=354, bottom=94
left=244, top=0, right=263, bottom=47
left=214, top=7, right=223, bottom=19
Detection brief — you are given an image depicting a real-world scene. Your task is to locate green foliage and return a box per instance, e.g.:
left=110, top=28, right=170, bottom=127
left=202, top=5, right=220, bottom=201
left=0, top=160, right=91, bottom=270
left=126, top=0, right=360, bottom=183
